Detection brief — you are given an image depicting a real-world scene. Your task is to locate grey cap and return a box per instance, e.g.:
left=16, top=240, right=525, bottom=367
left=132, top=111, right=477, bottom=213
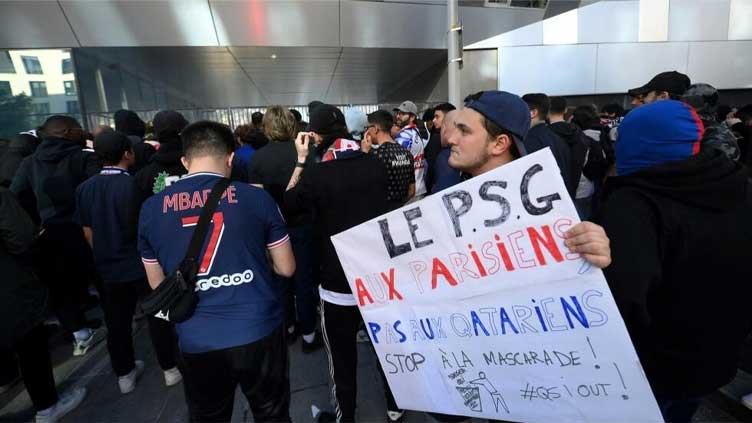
left=393, top=101, right=418, bottom=115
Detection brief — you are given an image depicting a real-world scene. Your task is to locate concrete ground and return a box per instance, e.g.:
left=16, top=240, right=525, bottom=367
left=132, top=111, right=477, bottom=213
left=2, top=317, right=752, bottom=423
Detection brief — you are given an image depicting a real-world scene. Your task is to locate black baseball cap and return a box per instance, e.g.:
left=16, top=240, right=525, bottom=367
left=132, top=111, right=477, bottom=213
left=308, top=104, right=346, bottom=136
left=628, top=71, right=691, bottom=97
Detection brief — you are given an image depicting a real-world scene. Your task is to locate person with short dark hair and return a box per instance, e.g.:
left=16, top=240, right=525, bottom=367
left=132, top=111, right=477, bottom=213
left=425, top=103, right=456, bottom=193
left=138, top=120, right=295, bottom=422
left=75, top=131, right=181, bottom=395
left=599, top=99, right=752, bottom=423
left=522, top=93, right=572, bottom=195
left=363, top=110, right=415, bottom=209
left=11, top=115, right=102, bottom=357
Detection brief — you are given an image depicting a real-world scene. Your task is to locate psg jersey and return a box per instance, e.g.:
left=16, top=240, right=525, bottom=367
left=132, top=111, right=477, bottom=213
left=138, top=172, right=289, bottom=353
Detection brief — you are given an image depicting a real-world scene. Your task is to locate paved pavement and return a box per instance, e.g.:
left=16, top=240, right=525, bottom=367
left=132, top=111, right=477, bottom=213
left=3, top=317, right=752, bottom=423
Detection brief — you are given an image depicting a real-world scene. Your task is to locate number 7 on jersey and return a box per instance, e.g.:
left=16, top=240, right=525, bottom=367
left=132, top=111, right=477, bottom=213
left=181, top=212, right=225, bottom=276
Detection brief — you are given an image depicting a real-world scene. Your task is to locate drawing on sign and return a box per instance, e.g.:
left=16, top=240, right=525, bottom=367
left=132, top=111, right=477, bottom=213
left=470, top=372, right=509, bottom=414
left=456, top=386, right=482, bottom=412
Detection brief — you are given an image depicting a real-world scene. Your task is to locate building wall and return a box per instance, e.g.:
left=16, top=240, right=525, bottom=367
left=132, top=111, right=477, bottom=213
left=0, top=49, right=78, bottom=115
left=466, top=0, right=752, bottom=96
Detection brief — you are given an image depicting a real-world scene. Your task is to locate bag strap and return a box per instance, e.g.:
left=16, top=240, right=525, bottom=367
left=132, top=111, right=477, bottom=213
left=181, top=177, right=231, bottom=275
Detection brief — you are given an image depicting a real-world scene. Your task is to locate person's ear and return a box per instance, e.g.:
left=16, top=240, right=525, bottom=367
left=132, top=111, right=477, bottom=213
left=489, top=133, right=512, bottom=157
left=226, top=152, right=235, bottom=169
left=180, top=156, right=189, bottom=171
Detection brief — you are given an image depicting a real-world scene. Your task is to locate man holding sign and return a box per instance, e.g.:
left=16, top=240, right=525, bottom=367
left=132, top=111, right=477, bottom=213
left=331, top=91, right=663, bottom=423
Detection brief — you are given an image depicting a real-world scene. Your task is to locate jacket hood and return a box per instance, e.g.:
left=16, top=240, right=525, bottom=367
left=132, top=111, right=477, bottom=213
left=548, top=121, right=580, bottom=146
left=35, top=138, right=86, bottom=163
left=152, top=138, right=182, bottom=165
left=114, top=110, right=146, bottom=137
left=603, top=150, right=747, bottom=212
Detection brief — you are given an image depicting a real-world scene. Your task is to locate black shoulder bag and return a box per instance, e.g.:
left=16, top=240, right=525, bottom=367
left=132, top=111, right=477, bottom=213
left=141, top=178, right=231, bottom=323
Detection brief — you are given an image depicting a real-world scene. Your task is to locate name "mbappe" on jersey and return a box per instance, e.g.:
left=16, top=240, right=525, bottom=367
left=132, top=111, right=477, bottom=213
left=162, top=186, right=239, bottom=213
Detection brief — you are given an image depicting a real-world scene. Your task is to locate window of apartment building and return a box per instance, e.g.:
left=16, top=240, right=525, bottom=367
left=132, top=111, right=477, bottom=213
left=29, top=81, right=48, bottom=97
left=64, top=80, right=77, bottom=96
left=0, top=51, right=15, bottom=73
left=62, top=58, right=73, bottom=74
left=0, top=81, right=11, bottom=97
left=22, top=56, right=43, bottom=74
left=66, top=101, right=80, bottom=114
left=32, top=102, right=50, bottom=114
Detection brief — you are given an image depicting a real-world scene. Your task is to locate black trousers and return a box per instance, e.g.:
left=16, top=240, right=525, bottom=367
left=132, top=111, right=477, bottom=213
left=100, top=279, right=178, bottom=376
left=1, top=325, right=58, bottom=411
left=34, top=224, right=91, bottom=333
left=320, top=300, right=398, bottom=422
left=181, top=325, right=290, bottom=423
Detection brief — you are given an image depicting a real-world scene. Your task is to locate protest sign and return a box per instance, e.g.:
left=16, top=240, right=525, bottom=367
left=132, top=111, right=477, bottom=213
left=331, top=149, right=662, bottom=422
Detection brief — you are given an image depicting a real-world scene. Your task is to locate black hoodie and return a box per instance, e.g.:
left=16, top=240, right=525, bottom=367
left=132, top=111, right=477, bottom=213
left=548, top=121, right=588, bottom=198
left=134, top=138, right=186, bottom=196
left=598, top=150, right=752, bottom=399
left=0, top=133, right=40, bottom=188
left=10, top=137, right=100, bottom=226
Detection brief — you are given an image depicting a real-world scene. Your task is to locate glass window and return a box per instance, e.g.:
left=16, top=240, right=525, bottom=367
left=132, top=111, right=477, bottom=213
left=66, top=100, right=80, bottom=114
left=22, top=56, right=43, bottom=74
left=64, top=80, right=77, bottom=96
left=0, top=81, right=11, bottom=97
left=31, top=102, right=50, bottom=114
left=0, top=51, right=14, bottom=73
left=62, top=58, right=73, bottom=74
left=29, top=81, right=47, bottom=98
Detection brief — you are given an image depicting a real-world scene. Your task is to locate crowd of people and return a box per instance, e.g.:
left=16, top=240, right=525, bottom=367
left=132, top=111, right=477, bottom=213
left=1, top=69, right=752, bottom=423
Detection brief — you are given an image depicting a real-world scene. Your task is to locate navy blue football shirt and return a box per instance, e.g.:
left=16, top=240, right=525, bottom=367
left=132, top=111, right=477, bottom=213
left=138, top=172, right=289, bottom=353
left=75, top=167, right=145, bottom=283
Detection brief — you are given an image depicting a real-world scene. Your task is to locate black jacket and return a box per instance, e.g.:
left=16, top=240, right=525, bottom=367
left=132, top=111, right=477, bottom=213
left=524, top=123, right=572, bottom=191
left=10, top=137, right=100, bottom=226
left=134, top=140, right=186, bottom=196
left=0, top=134, right=40, bottom=188
left=0, top=188, right=47, bottom=350
left=598, top=150, right=752, bottom=399
left=548, top=121, right=588, bottom=198
left=284, top=153, right=391, bottom=294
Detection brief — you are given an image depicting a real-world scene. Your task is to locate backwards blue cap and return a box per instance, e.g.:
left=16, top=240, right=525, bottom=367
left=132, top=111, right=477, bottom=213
left=616, top=100, right=704, bottom=176
left=465, top=91, right=531, bottom=156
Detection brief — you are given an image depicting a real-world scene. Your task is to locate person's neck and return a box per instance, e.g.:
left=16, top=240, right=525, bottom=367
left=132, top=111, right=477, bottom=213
left=186, top=157, right=229, bottom=177
left=469, top=154, right=514, bottom=177
left=531, top=118, right=545, bottom=127
left=549, top=115, right=565, bottom=123
left=376, top=134, right=394, bottom=145
left=106, top=162, right=129, bottom=171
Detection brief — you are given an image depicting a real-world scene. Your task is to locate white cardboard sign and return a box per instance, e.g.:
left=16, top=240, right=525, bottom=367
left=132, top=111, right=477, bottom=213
left=331, top=149, right=662, bottom=423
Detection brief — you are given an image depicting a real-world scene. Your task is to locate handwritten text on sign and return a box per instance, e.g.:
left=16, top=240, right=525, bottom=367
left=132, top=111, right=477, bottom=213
left=331, top=150, right=662, bottom=423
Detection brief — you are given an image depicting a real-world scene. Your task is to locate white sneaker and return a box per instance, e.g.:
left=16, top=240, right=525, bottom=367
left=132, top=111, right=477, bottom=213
left=118, top=360, right=145, bottom=394
left=163, top=367, right=182, bottom=387
left=387, top=409, right=405, bottom=422
left=72, top=329, right=102, bottom=357
left=742, top=393, right=752, bottom=410
left=35, top=387, right=87, bottom=423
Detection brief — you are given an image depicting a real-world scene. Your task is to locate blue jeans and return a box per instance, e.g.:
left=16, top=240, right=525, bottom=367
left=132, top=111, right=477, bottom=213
left=658, top=397, right=702, bottom=423
left=283, top=225, right=318, bottom=335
